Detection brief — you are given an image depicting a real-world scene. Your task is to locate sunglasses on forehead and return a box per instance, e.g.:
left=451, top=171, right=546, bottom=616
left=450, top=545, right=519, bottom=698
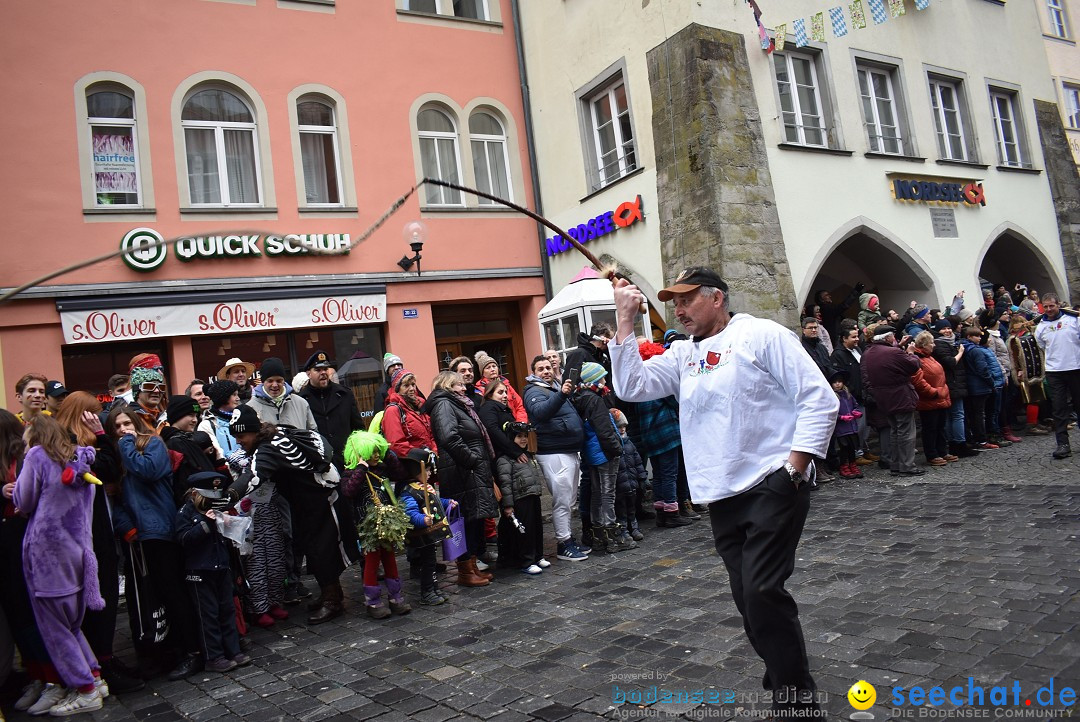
left=139, top=382, right=166, bottom=393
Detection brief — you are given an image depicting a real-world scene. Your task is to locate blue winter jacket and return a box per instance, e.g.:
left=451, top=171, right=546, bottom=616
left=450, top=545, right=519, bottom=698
left=114, top=434, right=179, bottom=542
left=961, top=340, right=1004, bottom=395
left=522, top=376, right=584, bottom=455
left=174, top=500, right=232, bottom=571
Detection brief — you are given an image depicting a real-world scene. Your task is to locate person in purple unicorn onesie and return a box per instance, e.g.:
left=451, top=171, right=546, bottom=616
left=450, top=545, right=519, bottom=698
left=14, top=415, right=108, bottom=716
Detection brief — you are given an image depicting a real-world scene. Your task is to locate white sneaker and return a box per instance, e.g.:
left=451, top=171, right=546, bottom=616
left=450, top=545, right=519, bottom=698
left=49, top=688, right=103, bottom=716
left=474, top=558, right=490, bottom=571
left=537, top=558, right=551, bottom=568
left=15, top=679, right=46, bottom=711
left=521, top=564, right=543, bottom=575
left=94, top=676, right=109, bottom=699
left=27, top=684, right=67, bottom=716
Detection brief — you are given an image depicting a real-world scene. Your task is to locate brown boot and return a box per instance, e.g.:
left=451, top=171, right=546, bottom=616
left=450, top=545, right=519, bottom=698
left=469, top=556, right=493, bottom=581
left=308, top=583, right=344, bottom=624
left=455, top=559, right=490, bottom=587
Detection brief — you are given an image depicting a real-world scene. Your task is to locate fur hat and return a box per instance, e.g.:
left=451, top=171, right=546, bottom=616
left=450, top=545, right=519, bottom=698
left=382, top=353, right=404, bottom=374
left=228, top=405, right=260, bottom=436
left=205, top=380, right=239, bottom=408
left=474, top=350, right=497, bottom=375
left=166, top=395, right=200, bottom=425
left=580, top=362, right=607, bottom=386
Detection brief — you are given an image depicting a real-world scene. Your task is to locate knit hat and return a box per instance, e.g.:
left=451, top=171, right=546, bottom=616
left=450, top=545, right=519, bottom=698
left=260, top=357, right=288, bottom=382
left=382, top=353, right=404, bottom=374
left=912, top=304, right=929, bottom=320
left=292, top=372, right=309, bottom=391
left=957, top=308, right=975, bottom=322
left=205, top=380, right=239, bottom=408
left=166, top=395, right=200, bottom=425
left=474, top=350, right=497, bottom=375
left=610, top=409, right=628, bottom=427
left=390, top=368, right=415, bottom=391
left=228, top=405, right=260, bottom=436
left=130, top=366, right=165, bottom=390
left=580, top=362, right=607, bottom=386
left=931, top=319, right=953, bottom=334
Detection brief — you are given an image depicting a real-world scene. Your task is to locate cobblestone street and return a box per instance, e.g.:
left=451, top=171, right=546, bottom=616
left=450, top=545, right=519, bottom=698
left=4, top=434, right=1078, bottom=722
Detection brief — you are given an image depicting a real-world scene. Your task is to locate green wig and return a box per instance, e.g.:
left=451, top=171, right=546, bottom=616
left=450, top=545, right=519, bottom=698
left=343, top=430, right=389, bottom=470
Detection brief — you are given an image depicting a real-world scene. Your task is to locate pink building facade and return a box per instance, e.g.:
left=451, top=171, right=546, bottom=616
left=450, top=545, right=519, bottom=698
left=0, top=0, right=546, bottom=414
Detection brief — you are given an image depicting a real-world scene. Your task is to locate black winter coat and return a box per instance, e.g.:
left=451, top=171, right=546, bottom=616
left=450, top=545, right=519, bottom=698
left=424, top=390, right=498, bottom=522
left=162, top=426, right=220, bottom=506
left=299, top=381, right=365, bottom=469
left=932, top=336, right=967, bottom=400
left=829, top=346, right=863, bottom=402
left=616, top=436, right=647, bottom=495
left=477, top=399, right=520, bottom=460
left=801, top=336, right=833, bottom=378
left=174, top=500, right=232, bottom=571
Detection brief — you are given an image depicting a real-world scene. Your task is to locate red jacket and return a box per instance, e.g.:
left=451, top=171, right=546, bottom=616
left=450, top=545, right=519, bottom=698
left=913, top=347, right=951, bottom=411
left=382, top=390, right=437, bottom=459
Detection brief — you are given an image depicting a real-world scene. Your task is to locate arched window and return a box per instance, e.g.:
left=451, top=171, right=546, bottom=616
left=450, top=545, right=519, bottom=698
left=296, top=98, right=342, bottom=205
left=469, top=111, right=512, bottom=204
left=87, top=87, right=141, bottom=206
left=181, top=88, right=262, bottom=205
left=417, top=107, right=463, bottom=206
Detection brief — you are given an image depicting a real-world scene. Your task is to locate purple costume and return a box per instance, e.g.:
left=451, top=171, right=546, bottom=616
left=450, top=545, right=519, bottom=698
left=14, top=445, right=104, bottom=689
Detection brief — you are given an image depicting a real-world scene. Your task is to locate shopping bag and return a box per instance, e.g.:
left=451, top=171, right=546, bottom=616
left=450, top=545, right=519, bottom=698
left=126, top=542, right=169, bottom=645
left=441, top=504, right=468, bottom=561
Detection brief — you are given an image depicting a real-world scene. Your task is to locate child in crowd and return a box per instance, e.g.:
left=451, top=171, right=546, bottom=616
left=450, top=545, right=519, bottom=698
left=343, top=431, right=411, bottom=619
left=572, top=362, right=623, bottom=554
left=494, top=422, right=548, bottom=575
left=612, top=410, right=645, bottom=546
left=14, top=415, right=107, bottom=715
left=830, top=369, right=864, bottom=479
left=400, top=449, right=454, bottom=604
left=175, top=471, right=250, bottom=673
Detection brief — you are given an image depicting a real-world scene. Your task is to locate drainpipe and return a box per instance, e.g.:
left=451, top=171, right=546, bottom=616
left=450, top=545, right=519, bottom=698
left=511, top=0, right=553, bottom=300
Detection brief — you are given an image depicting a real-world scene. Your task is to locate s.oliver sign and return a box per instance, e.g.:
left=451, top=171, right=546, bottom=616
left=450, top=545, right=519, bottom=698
left=61, top=295, right=386, bottom=344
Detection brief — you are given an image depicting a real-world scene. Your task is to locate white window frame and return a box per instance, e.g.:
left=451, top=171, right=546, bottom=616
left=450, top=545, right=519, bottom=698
left=417, top=107, right=465, bottom=207
left=1064, top=83, right=1080, bottom=130
left=469, top=111, right=513, bottom=204
left=181, top=89, right=264, bottom=207
left=857, top=65, right=905, bottom=155
left=87, top=88, right=143, bottom=208
left=989, top=89, right=1026, bottom=167
left=929, top=77, right=967, bottom=161
left=774, top=50, right=828, bottom=147
left=296, top=97, right=344, bottom=207
left=406, top=0, right=489, bottom=20
left=1047, top=0, right=1069, bottom=37
left=587, top=78, right=637, bottom=190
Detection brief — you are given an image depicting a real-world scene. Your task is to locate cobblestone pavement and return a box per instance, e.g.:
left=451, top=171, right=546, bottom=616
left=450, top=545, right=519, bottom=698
left=3, top=434, right=1078, bottom=721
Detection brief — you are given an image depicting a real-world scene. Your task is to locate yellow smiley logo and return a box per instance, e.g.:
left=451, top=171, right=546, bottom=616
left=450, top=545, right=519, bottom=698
left=848, top=680, right=877, bottom=710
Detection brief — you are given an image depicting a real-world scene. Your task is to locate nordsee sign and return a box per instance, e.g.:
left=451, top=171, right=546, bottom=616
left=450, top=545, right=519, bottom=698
left=891, top=179, right=986, bottom=207
left=121, top=228, right=353, bottom=272
left=545, top=196, right=645, bottom=257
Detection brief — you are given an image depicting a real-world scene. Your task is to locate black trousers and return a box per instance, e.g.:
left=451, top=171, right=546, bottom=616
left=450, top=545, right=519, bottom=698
left=1046, top=369, right=1080, bottom=446
left=709, top=468, right=817, bottom=711
left=186, top=569, right=240, bottom=662
left=412, top=544, right=438, bottom=594
left=964, top=393, right=989, bottom=443
left=279, top=484, right=348, bottom=588
left=919, top=409, right=948, bottom=460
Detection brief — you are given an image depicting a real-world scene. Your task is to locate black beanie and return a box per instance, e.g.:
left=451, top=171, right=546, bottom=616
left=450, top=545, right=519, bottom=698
left=206, top=380, right=239, bottom=408
left=260, top=357, right=287, bottom=382
left=228, top=405, right=261, bottom=436
left=166, top=395, right=200, bottom=425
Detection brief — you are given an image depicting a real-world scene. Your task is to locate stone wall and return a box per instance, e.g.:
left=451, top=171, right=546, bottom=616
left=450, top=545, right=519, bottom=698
left=1033, top=99, right=1080, bottom=304
left=646, top=23, right=798, bottom=328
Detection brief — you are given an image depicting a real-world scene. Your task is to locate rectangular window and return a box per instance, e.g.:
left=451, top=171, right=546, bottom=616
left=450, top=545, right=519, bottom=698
left=406, top=0, right=488, bottom=19
left=586, top=78, right=637, bottom=190
left=1065, top=84, right=1080, bottom=129
left=1048, top=0, right=1068, bottom=37
left=87, top=90, right=141, bottom=207
left=774, top=51, right=827, bottom=146
left=857, top=64, right=905, bottom=154
left=990, top=89, right=1025, bottom=167
left=929, top=78, right=967, bottom=160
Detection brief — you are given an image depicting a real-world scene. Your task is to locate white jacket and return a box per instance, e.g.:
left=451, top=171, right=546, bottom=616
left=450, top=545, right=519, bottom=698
left=610, top=313, right=838, bottom=503
left=1035, top=311, right=1080, bottom=372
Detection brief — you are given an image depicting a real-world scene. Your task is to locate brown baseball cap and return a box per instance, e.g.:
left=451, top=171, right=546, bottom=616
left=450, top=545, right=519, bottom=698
left=657, top=267, right=728, bottom=301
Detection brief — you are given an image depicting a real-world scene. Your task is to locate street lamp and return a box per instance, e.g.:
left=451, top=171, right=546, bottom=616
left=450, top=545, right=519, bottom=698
left=398, top=221, right=427, bottom=275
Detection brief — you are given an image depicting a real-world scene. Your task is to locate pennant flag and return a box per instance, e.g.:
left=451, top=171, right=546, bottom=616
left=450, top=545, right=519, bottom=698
left=774, top=23, right=787, bottom=50
left=794, top=17, right=809, bottom=46
left=914, top=0, right=930, bottom=9
left=867, top=0, right=888, bottom=24
left=811, top=12, right=825, bottom=40
left=829, top=6, right=848, bottom=35
left=759, top=21, right=772, bottom=49
left=889, top=0, right=906, bottom=17
left=850, top=0, right=867, bottom=28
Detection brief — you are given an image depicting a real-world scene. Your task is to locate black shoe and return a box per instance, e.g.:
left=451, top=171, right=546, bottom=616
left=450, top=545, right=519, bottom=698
left=293, top=581, right=313, bottom=600
left=167, top=653, right=204, bottom=681
left=283, top=583, right=300, bottom=606
left=637, top=506, right=656, bottom=520
left=1052, top=444, right=1072, bottom=459
left=100, top=658, right=145, bottom=694
left=435, top=562, right=447, bottom=573
left=657, top=509, right=693, bottom=528
left=877, top=460, right=890, bottom=469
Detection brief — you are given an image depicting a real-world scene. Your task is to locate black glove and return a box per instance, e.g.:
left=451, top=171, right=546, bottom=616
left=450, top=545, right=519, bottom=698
left=854, top=281, right=866, bottom=294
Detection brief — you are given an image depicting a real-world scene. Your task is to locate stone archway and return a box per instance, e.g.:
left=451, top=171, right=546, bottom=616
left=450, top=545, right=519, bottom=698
left=802, top=219, right=940, bottom=329
left=976, top=225, right=1066, bottom=305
